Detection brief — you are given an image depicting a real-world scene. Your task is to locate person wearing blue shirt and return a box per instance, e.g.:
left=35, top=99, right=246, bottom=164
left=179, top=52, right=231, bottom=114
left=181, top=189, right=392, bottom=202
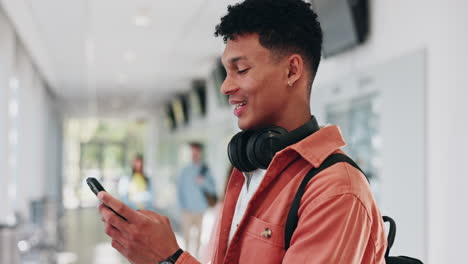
left=177, top=142, right=216, bottom=256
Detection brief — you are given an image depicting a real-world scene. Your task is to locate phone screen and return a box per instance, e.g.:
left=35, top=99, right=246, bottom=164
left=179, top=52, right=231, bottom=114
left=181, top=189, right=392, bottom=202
left=86, top=177, right=127, bottom=221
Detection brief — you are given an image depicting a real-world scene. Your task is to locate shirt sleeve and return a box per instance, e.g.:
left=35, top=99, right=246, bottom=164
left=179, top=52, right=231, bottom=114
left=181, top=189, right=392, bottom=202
left=283, top=193, right=374, bottom=264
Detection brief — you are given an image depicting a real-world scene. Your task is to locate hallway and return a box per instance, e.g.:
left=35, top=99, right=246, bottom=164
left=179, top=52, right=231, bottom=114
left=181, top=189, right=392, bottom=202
left=1, top=0, right=468, bottom=263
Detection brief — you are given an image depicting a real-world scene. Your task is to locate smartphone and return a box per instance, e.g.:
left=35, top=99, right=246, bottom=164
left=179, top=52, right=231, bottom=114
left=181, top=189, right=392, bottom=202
left=86, top=177, right=127, bottom=221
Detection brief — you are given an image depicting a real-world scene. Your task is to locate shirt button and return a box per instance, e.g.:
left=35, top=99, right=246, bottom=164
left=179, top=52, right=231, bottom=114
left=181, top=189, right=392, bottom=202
left=261, top=228, right=272, bottom=238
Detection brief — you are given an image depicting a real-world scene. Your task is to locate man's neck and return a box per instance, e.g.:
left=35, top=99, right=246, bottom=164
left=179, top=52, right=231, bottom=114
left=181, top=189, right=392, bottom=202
left=272, top=92, right=311, bottom=131
left=277, top=111, right=312, bottom=132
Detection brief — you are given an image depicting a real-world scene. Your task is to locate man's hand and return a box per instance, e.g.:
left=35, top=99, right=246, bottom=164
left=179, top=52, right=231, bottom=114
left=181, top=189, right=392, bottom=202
left=97, top=192, right=180, bottom=264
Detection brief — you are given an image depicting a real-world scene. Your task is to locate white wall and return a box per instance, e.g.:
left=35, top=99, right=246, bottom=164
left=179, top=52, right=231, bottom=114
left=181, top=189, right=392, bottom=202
left=313, top=1, right=468, bottom=262
left=145, top=115, right=159, bottom=206
left=15, top=45, right=63, bottom=220
left=0, top=6, right=63, bottom=223
left=439, top=2, right=468, bottom=262
left=16, top=45, right=37, bottom=218
left=0, top=7, right=15, bottom=225
left=313, top=50, right=426, bottom=259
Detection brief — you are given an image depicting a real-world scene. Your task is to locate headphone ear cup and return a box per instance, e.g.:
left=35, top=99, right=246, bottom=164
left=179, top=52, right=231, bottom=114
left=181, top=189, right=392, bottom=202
left=246, top=126, right=288, bottom=170
left=227, top=132, right=242, bottom=170
left=228, top=131, right=256, bottom=172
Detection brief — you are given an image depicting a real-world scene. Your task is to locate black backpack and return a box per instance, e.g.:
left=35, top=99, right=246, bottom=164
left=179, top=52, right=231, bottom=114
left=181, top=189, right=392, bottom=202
left=200, top=164, right=218, bottom=207
left=284, top=153, right=423, bottom=264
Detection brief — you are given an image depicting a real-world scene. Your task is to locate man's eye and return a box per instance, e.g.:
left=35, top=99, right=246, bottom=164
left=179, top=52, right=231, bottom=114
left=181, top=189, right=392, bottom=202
left=237, top=68, right=250, bottom=74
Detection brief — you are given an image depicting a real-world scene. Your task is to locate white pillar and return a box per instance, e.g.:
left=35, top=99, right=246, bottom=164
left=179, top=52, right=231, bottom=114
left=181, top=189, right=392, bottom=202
left=15, top=45, right=35, bottom=220
left=0, top=8, right=16, bottom=225
left=145, top=113, right=160, bottom=205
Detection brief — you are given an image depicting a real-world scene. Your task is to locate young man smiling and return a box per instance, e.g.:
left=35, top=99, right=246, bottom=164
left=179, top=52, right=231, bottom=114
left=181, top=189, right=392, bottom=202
left=97, top=0, right=387, bottom=263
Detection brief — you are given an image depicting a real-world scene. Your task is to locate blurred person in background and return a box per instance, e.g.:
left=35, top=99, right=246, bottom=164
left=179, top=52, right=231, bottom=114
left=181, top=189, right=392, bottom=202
left=177, top=142, right=217, bottom=257
left=199, top=164, right=233, bottom=263
left=118, top=154, right=154, bottom=210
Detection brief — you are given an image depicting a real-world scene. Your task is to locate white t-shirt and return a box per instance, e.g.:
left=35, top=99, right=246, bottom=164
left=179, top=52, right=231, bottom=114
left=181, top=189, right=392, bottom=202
left=228, top=169, right=267, bottom=242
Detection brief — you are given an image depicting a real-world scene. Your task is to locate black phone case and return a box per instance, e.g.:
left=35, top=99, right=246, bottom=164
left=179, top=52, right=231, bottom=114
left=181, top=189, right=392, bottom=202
left=86, top=177, right=127, bottom=221
left=86, top=177, right=106, bottom=195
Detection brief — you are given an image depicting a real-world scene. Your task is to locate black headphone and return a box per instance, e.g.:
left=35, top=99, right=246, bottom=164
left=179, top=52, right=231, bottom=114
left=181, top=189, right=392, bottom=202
left=228, top=116, right=320, bottom=172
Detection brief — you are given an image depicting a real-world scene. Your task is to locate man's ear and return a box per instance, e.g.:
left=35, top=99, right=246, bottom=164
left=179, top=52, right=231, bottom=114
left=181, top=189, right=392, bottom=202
left=286, top=54, right=304, bottom=87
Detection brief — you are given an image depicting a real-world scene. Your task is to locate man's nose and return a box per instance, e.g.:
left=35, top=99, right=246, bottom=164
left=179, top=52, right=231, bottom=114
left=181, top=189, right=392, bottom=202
left=220, top=76, right=239, bottom=95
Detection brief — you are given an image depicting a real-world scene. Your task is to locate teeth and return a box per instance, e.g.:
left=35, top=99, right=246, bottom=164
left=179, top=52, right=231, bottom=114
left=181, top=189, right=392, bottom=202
left=236, top=102, right=246, bottom=108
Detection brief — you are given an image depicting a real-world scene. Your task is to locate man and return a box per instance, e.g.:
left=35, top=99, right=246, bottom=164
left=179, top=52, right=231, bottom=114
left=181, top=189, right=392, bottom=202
left=177, top=142, right=216, bottom=257
left=97, top=0, right=387, bottom=263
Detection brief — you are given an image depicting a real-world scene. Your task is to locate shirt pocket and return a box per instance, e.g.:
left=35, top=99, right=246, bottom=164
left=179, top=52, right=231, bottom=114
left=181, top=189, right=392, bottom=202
left=238, top=216, right=286, bottom=263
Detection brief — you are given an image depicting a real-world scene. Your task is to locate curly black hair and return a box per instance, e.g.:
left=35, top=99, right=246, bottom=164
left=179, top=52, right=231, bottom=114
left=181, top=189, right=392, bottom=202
left=215, top=0, right=323, bottom=81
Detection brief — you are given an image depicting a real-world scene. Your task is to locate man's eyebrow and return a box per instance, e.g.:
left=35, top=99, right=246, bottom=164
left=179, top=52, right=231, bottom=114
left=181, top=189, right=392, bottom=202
left=228, top=56, right=248, bottom=64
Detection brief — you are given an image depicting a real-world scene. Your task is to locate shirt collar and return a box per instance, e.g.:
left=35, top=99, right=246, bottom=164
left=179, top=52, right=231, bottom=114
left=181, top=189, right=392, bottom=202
left=279, top=125, right=347, bottom=168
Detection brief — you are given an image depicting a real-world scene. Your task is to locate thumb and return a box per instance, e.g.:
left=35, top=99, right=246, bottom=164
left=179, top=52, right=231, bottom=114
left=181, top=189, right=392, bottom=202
left=137, top=209, right=153, bottom=216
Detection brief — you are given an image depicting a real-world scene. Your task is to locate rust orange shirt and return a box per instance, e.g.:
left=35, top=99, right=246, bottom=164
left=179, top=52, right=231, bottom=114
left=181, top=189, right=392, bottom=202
left=177, top=125, right=387, bottom=264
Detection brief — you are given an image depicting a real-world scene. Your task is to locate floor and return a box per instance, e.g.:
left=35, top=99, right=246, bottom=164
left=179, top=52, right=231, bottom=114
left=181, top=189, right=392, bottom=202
left=62, top=207, right=125, bottom=264
left=61, top=207, right=217, bottom=264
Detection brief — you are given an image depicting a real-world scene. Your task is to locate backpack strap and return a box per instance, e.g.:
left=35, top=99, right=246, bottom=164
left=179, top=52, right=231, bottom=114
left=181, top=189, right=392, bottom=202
left=284, top=153, right=366, bottom=249
left=382, top=216, right=396, bottom=259
left=200, top=164, right=208, bottom=177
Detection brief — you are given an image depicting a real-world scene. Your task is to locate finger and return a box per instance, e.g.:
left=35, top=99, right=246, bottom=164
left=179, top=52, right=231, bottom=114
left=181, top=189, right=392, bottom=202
left=98, top=192, right=140, bottom=224
left=137, top=209, right=154, bottom=216
left=112, top=238, right=146, bottom=264
left=137, top=209, right=160, bottom=222
left=98, top=203, right=108, bottom=218
left=98, top=203, right=115, bottom=223
left=111, top=239, right=127, bottom=257
left=99, top=203, right=131, bottom=234
left=105, top=223, right=125, bottom=240
left=97, top=196, right=128, bottom=222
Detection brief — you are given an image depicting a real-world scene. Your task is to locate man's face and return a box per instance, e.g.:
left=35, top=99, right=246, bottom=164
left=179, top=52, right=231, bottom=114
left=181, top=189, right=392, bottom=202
left=133, top=159, right=143, bottom=172
left=191, top=146, right=202, bottom=163
left=221, top=33, right=291, bottom=130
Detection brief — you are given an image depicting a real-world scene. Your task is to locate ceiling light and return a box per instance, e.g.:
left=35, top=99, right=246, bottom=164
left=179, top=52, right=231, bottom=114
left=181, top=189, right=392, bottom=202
left=134, top=7, right=151, bottom=27
left=134, top=8, right=151, bottom=27
left=124, top=51, right=136, bottom=62
left=134, top=15, right=150, bottom=27
left=8, top=129, right=17, bottom=146
left=8, top=100, right=18, bottom=118
left=9, top=77, right=19, bottom=91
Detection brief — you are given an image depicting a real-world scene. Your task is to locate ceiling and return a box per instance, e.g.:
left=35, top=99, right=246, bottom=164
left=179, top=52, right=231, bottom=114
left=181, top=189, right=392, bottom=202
left=2, top=0, right=241, bottom=117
